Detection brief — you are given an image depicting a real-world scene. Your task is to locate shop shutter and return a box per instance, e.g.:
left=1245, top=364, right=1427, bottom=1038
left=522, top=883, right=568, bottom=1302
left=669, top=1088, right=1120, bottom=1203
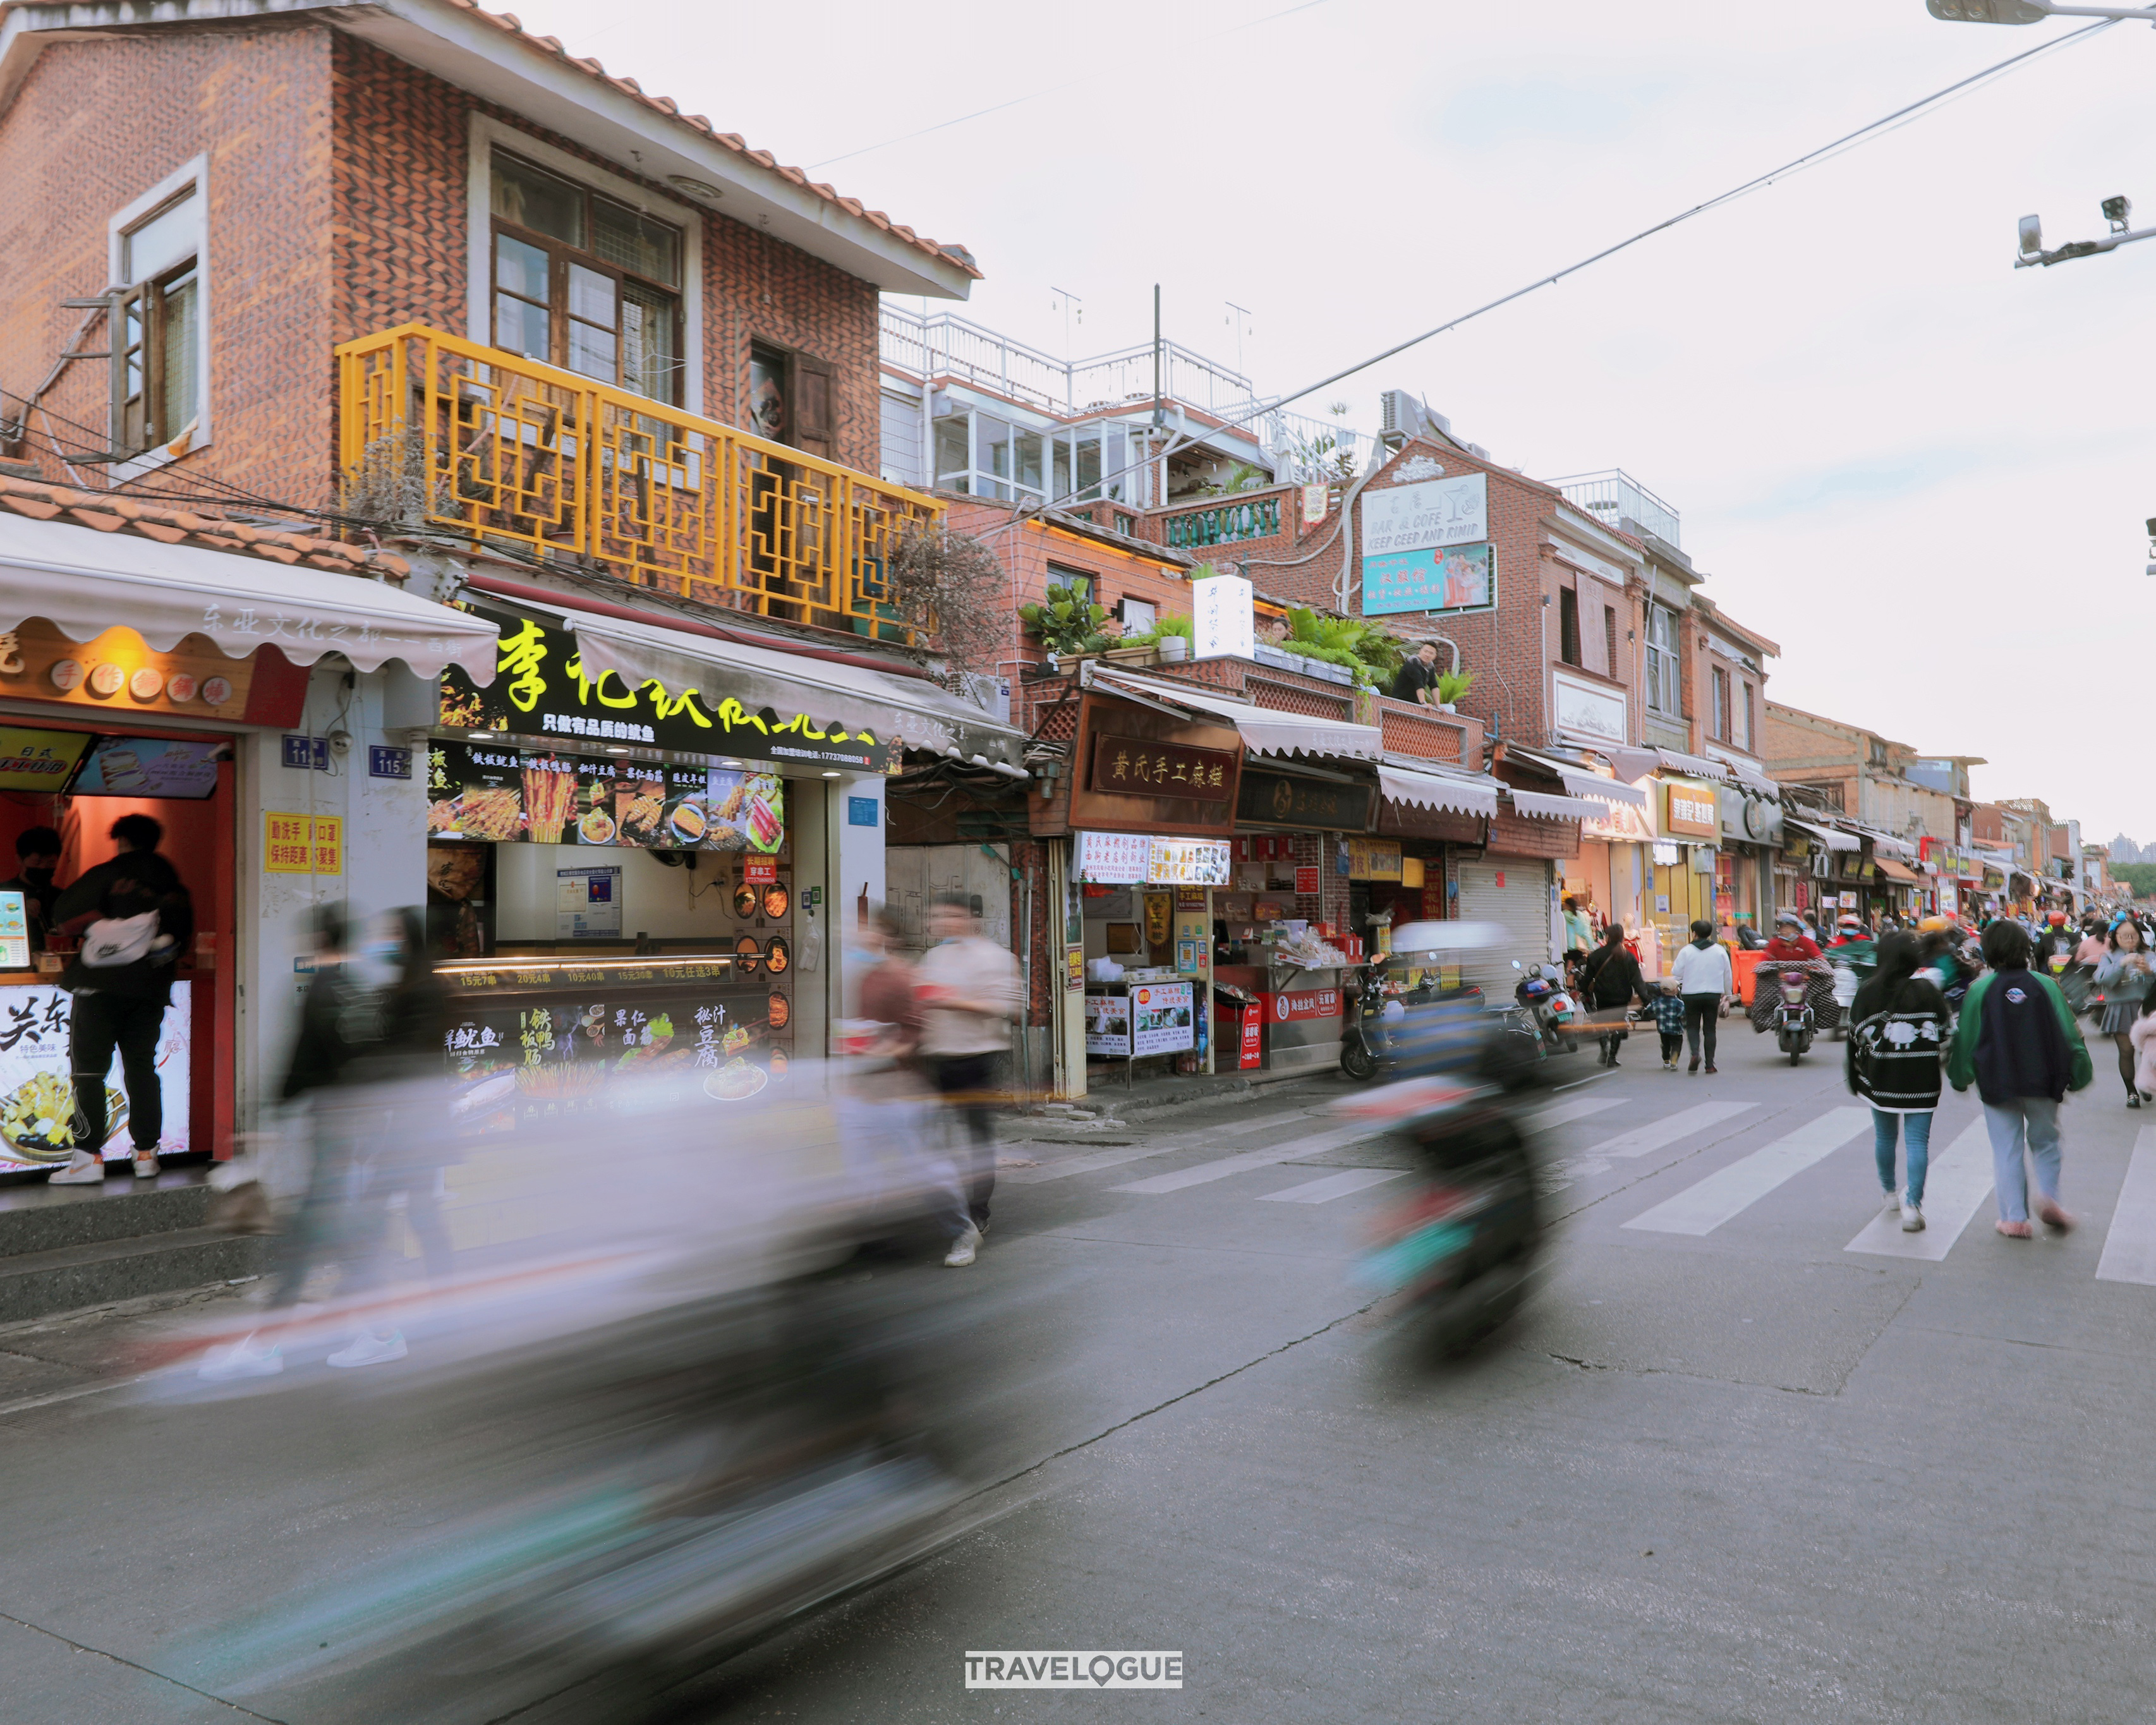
left=1454, top=860, right=1554, bottom=996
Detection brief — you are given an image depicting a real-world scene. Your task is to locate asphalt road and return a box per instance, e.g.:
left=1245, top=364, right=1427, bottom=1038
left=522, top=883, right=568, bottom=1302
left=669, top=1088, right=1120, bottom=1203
left=7, top=1019, right=2156, bottom=1724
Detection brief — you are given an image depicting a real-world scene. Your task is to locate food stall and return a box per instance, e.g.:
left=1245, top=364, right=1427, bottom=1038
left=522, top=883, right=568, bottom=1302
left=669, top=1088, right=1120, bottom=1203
left=0, top=724, right=227, bottom=1174
left=1075, top=831, right=1228, bottom=1086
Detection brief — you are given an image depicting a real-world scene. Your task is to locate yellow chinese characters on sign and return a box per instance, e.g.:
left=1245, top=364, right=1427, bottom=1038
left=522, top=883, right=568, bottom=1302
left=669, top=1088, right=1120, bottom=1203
left=265, top=813, right=344, bottom=876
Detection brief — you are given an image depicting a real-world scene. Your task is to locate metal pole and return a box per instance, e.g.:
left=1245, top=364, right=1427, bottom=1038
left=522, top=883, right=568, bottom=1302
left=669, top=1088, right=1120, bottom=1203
left=1152, top=285, right=1163, bottom=429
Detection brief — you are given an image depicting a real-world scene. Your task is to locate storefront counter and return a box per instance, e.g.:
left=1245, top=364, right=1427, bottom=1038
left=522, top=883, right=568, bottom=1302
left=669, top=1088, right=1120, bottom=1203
left=1216, top=962, right=1345, bottom=1075
left=437, top=953, right=793, bottom=1134
left=0, top=974, right=196, bottom=1173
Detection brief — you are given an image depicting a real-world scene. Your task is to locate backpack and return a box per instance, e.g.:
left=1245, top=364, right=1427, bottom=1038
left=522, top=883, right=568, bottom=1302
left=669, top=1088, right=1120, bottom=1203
left=80, top=911, right=159, bottom=969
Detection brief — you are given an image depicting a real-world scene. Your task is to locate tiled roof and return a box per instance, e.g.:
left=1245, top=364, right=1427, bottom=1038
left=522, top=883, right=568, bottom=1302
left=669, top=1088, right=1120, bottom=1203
left=437, top=0, right=981, bottom=278
left=0, top=476, right=410, bottom=581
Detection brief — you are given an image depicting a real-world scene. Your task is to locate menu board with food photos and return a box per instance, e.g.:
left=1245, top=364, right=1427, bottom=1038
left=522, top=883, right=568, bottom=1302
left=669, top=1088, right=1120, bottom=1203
left=427, top=744, right=787, bottom=853
left=0, top=983, right=193, bottom=1171
left=439, top=964, right=790, bottom=1134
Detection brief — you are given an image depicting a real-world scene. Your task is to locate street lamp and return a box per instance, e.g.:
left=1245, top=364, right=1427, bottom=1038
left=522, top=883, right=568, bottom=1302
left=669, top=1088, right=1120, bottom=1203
left=1927, top=0, right=2156, bottom=19
left=2013, top=195, right=2156, bottom=266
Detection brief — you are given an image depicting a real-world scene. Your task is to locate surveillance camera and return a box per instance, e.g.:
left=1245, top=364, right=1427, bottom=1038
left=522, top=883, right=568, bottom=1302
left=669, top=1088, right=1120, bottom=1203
left=2144, top=516, right=2156, bottom=538
left=2104, top=195, right=2133, bottom=230
left=2018, top=214, right=2044, bottom=256
left=324, top=729, right=352, bottom=758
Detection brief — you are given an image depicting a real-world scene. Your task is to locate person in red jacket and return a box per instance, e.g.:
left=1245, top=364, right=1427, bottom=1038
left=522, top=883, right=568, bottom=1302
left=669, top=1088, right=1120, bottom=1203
left=1762, top=910, right=1822, bottom=962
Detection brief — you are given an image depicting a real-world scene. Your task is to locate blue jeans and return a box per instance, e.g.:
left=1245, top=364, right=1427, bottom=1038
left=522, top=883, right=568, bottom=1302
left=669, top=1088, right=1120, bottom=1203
left=1872, top=1109, right=1931, bottom=1204
left=1982, top=1098, right=2062, bottom=1224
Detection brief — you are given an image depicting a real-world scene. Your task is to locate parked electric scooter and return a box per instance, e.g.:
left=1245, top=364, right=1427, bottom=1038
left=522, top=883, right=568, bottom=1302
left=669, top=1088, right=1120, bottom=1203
left=1340, top=955, right=1398, bottom=1081
left=1511, top=960, right=1581, bottom=1056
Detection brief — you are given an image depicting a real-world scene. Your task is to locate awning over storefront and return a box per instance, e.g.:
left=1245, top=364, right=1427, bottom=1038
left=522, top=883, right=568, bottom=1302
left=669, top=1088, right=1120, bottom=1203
left=1705, top=749, right=1781, bottom=797
left=1376, top=760, right=1501, bottom=820
left=1876, top=859, right=1923, bottom=885
left=1506, top=748, right=1649, bottom=808
left=1086, top=666, right=1383, bottom=760
left=0, top=510, right=499, bottom=681
left=481, top=584, right=1027, bottom=769
left=1606, top=745, right=1729, bottom=783
left=1789, top=818, right=1860, bottom=853
left=1506, top=788, right=1602, bottom=821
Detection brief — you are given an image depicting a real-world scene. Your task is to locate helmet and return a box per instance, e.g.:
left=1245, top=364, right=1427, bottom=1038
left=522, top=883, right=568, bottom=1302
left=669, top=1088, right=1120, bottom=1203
left=2048, top=910, right=2068, bottom=925
left=1838, top=916, right=1864, bottom=931
left=1775, top=911, right=1802, bottom=929
left=1523, top=978, right=1553, bottom=998
left=1918, top=914, right=1953, bottom=935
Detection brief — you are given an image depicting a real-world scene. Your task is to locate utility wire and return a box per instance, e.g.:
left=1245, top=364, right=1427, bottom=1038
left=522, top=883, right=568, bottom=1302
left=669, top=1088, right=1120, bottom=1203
left=960, top=14, right=2121, bottom=535
left=809, top=0, right=1336, bottom=171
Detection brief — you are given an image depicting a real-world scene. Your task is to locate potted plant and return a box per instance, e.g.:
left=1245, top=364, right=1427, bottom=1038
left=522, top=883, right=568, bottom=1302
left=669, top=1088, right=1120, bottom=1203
left=1153, top=614, right=1194, bottom=662
left=1018, top=580, right=1117, bottom=659
left=1434, top=669, right=1474, bottom=712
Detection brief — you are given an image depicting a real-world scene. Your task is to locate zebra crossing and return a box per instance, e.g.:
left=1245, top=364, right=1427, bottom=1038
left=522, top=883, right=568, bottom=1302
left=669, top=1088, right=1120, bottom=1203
left=1003, top=1091, right=2156, bottom=1280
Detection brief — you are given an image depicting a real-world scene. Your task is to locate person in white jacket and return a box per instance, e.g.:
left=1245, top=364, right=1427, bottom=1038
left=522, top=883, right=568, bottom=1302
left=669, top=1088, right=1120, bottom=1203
left=1669, top=918, right=1736, bottom=1074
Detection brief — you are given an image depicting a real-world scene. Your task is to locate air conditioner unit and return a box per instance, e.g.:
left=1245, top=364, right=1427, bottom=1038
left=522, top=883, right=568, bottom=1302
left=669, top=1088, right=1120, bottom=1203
left=1379, top=390, right=1448, bottom=449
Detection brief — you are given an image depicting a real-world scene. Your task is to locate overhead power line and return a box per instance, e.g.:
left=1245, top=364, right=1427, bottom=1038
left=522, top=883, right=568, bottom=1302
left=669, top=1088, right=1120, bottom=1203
left=995, top=15, right=2121, bottom=525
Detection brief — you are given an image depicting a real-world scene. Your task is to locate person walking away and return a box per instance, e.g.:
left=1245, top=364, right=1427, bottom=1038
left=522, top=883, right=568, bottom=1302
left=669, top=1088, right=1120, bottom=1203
left=847, top=905, right=975, bottom=1267
left=47, top=814, right=194, bottom=1183
left=1652, top=978, right=1687, bottom=1069
left=1947, top=919, right=2092, bottom=1240
left=325, top=908, right=455, bottom=1368
left=0, top=825, right=63, bottom=954
left=2093, top=919, right=2155, bottom=1108
left=1669, top=919, right=1735, bottom=1074
left=917, top=893, right=1023, bottom=1242
left=200, top=905, right=370, bottom=1379
left=1578, top=923, right=1650, bottom=1067
left=1846, top=932, right=1948, bottom=1232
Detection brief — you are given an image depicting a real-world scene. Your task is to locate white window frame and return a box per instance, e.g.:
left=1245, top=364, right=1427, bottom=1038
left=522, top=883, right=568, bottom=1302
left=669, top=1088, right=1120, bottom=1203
left=106, top=154, right=211, bottom=480
left=1645, top=603, right=1679, bottom=717
left=464, top=113, right=705, bottom=416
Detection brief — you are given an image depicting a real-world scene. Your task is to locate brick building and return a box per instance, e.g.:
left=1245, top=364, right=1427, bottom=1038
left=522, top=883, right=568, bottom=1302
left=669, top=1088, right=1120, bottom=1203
left=1, top=0, right=976, bottom=511
left=0, top=0, right=1027, bottom=1149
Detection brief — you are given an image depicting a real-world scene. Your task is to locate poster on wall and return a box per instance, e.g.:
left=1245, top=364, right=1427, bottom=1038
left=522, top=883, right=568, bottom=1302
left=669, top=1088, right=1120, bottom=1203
left=72, top=735, right=226, bottom=799
left=0, top=984, right=191, bottom=1171
left=1360, top=543, right=1494, bottom=617
left=557, top=866, right=623, bottom=940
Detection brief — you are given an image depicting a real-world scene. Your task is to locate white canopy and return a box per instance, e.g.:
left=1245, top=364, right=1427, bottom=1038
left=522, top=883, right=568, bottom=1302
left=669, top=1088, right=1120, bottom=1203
left=1705, top=749, right=1781, bottom=797
left=1376, top=761, right=1501, bottom=819
left=1087, top=666, right=1384, bottom=760
left=1506, top=788, right=1602, bottom=821
left=1789, top=818, right=1860, bottom=854
left=1506, top=748, right=1649, bottom=808
left=0, top=511, right=499, bottom=682
left=1606, top=744, right=1729, bottom=783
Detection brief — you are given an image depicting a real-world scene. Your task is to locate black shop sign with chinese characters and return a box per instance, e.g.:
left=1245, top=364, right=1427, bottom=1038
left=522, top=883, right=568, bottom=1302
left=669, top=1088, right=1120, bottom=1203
left=1235, top=767, right=1373, bottom=833
left=441, top=605, right=899, bottom=773
left=1087, top=734, right=1235, bottom=802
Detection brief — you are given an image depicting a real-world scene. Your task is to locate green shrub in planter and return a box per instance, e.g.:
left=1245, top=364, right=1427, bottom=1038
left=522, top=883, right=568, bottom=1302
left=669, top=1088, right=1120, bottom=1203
left=1019, top=581, right=1117, bottom=657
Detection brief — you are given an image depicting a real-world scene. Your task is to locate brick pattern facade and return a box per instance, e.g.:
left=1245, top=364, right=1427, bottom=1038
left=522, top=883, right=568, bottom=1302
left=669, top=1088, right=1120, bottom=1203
left=1, top=24, right=887, bottom=526
left=0, top=24, right=337, bottom=510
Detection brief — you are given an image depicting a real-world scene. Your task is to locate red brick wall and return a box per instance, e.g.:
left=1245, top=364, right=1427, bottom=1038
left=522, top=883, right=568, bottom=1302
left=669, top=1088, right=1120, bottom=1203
left=1238, top=440, right=1578, bottom=750
left=947, top=498, right=1192, bottom=681
left=330, top=35, right=881, bottom=476
left=0, top=25, right=886, bottom=518
left=0, top=23, right=336, bottom=508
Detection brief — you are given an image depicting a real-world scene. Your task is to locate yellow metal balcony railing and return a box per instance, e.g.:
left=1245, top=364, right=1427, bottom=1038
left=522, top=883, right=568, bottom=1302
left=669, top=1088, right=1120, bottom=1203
left=336, top=324, right=941, bottom=643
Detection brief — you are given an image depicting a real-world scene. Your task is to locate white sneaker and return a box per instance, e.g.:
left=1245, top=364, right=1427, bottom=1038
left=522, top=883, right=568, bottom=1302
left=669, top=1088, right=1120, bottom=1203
left=198, top=1334, right=283, bottom=1381
left=132, top=1151, right=160, bottom=1180
left=1882, top=1190, right=1901, bottom=1216
left=1901, top=1201, right=1925, bottom=1232
left=48, top=1151, right=104, bottom=1185
left=327, top=1330, right=408, bottom=1369
left=943, top=1226, right=981, bottom=1268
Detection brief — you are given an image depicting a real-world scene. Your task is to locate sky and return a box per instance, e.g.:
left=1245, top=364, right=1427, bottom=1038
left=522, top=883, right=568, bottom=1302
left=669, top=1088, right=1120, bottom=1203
left=506, top=0, right=2156, bottom=843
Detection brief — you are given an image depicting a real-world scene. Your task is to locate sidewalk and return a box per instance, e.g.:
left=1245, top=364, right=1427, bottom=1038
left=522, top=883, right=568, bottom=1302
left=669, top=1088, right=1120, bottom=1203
left=1004, top=1065, right=1338, bottom=1134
